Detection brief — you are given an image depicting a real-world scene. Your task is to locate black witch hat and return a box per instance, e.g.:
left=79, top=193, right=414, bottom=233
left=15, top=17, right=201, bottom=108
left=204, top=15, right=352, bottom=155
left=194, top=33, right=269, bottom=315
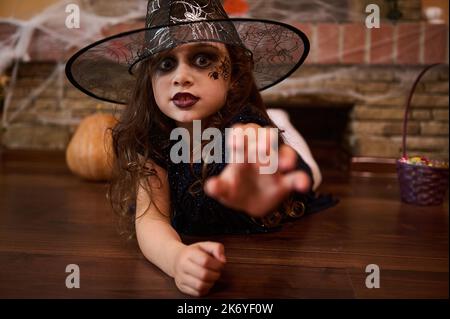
left=65, top=0, right=310, bottom=104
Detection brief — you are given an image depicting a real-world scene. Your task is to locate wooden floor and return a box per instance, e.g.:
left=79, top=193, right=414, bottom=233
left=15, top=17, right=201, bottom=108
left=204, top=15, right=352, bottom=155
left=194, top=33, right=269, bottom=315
left=0, top=150, right=448, bottom=299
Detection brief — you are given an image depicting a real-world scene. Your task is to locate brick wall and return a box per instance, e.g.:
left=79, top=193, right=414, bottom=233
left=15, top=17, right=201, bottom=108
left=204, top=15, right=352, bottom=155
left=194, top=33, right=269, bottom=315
left=295, top=22, right=448, bottom=65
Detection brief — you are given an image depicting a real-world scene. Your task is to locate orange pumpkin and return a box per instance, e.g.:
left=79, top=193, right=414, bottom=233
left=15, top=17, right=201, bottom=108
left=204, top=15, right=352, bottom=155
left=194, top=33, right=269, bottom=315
left=66, top=113, right=118, bottom=181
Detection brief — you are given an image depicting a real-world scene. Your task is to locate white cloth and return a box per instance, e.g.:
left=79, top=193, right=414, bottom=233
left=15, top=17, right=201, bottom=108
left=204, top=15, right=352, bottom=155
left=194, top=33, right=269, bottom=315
left=267, top=108, right=322, bottom=190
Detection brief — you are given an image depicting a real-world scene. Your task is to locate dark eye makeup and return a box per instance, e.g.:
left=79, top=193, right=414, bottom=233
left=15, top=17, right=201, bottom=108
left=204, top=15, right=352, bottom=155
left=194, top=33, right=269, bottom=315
left=158, top=57, right=176, bottom=71
left=193, top=53, right=217, bottom=68
left=153, top=49, right=220, bottom=73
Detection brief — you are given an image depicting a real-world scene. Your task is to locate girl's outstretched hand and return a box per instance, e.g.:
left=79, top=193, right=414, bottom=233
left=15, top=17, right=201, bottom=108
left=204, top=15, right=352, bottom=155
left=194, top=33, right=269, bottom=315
left=204, top=124, right=311, bottom=218
left=173, top=241, right=226, bottom=296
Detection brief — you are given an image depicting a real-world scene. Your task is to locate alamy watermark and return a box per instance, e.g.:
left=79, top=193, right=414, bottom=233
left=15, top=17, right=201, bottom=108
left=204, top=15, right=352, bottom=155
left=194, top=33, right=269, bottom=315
left=365, top=4, right=380, bottom=29
left=170, top=120, right=279, bottom=174
left=65, top=4, right=80, bottom=29
left=65, top=264, right=80, bottom=288
left=365, top=264, right=380, bottom=289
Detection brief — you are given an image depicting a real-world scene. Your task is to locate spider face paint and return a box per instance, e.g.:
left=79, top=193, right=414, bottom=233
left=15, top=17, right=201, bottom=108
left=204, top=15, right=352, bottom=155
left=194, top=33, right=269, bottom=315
left=210, top=71, right=219, bottom=80
left=209, top=58, right=231, bottom=81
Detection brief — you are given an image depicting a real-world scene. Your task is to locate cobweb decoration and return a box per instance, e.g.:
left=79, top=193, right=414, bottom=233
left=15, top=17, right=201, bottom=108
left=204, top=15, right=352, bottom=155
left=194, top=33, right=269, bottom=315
left=0, top=0, right=444, bottom=129
left=1, top=0, right=146, bottom=128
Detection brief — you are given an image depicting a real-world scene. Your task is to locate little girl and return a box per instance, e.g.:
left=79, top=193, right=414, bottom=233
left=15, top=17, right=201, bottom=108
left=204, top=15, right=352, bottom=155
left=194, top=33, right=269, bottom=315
left=66, top=0, right=337, bottom=296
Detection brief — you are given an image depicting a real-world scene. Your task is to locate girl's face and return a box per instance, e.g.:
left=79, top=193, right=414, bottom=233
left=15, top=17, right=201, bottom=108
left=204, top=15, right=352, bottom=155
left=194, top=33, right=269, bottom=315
left=151, top=42, right=231, bottom=126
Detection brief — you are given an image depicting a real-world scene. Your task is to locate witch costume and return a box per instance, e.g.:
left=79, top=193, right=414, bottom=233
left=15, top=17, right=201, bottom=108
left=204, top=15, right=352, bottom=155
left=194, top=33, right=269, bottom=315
left=65, top=0, right=338, bottom=235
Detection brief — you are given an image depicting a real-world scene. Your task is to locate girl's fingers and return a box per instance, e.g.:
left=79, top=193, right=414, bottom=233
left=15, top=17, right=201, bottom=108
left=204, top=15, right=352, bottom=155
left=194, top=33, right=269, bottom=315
left=226, top=124, right=247, bottom=163
left=188, top=246, right=226, bottom=271
left=184, top=261, right=221, bottom=283
left=204, top=176, right=219, bottom=197
left=181, top=274, right=214, bottom=295
left=228, top=124, right=273, bottom=167
left=178, top=282, right=206, bottom=297
left=204, top=176, right=227, bottom=198
left=196, top=241, right=226, bottom=263
left=204, top=167, right=242, bottom=202
left=278, top=144, right=298, bottom=172
left=281, top=170, right=311, bottom=193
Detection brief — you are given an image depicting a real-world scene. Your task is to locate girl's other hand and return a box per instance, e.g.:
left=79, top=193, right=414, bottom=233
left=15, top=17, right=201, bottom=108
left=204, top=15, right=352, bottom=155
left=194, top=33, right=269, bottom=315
left=204, top=124, right=311, bottom=218
left=173, top=241, right=226, bottom=296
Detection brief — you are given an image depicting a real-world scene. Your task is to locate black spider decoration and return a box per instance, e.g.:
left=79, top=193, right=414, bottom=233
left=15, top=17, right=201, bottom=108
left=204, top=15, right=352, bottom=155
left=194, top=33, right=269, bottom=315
left=210, top=71, right=219, bottom=80
left=209, top=58, right=231, bottom=80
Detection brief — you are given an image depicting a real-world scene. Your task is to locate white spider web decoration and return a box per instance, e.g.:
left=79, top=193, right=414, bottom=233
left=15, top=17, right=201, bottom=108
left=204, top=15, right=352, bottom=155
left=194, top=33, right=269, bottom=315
left=1, top=0, right=146, bottom=128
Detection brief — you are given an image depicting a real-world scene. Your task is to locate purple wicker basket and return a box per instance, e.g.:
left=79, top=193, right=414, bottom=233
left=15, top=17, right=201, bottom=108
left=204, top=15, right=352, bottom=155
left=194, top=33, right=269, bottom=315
left=397, top=63, right=449, bottom=206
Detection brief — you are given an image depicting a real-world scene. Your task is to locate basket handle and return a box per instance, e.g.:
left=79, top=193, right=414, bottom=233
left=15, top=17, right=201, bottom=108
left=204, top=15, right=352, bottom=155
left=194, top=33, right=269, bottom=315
left=402, top=63, right=443, bottom=158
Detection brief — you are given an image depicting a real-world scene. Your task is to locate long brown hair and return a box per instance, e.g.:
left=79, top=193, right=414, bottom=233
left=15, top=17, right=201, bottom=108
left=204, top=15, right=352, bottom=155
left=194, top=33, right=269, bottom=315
left=108, top=44, right=293, bottom=239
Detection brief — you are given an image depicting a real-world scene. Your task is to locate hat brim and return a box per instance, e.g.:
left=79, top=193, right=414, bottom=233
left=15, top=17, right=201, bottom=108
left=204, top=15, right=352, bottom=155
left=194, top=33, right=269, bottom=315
left=65, top=18, right=310, bottom=105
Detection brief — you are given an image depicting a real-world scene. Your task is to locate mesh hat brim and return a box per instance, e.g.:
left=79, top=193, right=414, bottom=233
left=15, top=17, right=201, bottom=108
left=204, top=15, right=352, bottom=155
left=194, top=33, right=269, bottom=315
left=65, top=18, right=310, bottom=105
